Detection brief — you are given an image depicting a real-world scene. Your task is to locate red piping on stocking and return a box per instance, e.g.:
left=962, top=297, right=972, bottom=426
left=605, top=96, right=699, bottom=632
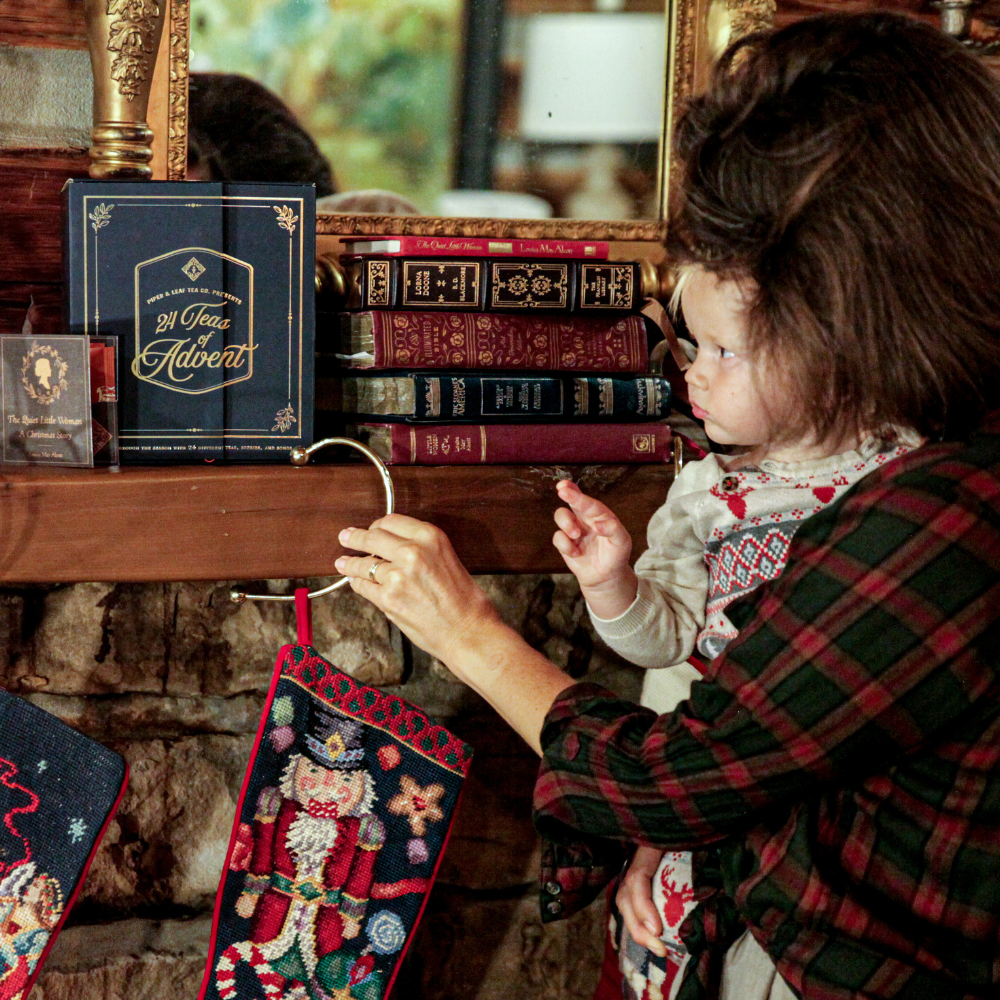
left=295, top=588, right=312, bottom=646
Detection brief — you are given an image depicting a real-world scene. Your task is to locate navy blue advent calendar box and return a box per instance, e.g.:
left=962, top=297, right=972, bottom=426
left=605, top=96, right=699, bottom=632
left=63, top=180, right=315, bottom=462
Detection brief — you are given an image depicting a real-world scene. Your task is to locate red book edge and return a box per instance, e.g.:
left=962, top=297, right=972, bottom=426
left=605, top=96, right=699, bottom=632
left=341, top=235, right=610, bottom=259
left=360, top=422, right=672, bottom=465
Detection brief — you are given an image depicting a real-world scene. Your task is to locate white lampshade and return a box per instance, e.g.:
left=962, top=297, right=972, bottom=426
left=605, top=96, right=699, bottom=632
left=519, top=13, right=666, bottom=143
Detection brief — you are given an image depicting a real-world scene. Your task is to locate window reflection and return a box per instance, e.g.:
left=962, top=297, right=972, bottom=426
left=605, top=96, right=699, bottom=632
left=189, top=0, right=665, bottom=219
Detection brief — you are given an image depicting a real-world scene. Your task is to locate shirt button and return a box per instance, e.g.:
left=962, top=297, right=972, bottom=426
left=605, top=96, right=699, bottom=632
left=546, top=900, right=563, bottom=915
left=721, top=476, right=740, bottom=493
left=545, top=881, right=562, bottom=896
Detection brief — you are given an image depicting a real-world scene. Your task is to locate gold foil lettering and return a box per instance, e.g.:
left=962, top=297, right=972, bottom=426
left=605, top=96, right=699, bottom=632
left=132, top=338, right=256, bottom=384
left=156, top=311, right=178, bottom=333
left=179, top=302, right=231, bottom=331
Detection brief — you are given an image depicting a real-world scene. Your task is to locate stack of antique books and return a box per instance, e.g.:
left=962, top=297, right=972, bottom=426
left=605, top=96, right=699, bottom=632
left=317, top=235, right=672, bottom=465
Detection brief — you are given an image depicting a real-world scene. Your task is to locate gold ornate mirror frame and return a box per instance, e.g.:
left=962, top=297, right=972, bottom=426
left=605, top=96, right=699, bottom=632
left=166, top=0, right=191, bottom=183
left=163, top=0, right=774, bottom=242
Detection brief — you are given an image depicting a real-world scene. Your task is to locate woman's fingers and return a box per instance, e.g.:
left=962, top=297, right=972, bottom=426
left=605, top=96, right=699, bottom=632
left=338, top=513, right=444, bottom=561
left=333, top=514, right=500, bottom=666
left=335, top=553, right=392, bottom=582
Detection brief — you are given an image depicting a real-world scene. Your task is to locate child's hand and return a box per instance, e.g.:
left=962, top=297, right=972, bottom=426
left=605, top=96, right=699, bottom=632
left=553, top=480, right=632, bottom=590
left=616, top=846, right=667, bottom=958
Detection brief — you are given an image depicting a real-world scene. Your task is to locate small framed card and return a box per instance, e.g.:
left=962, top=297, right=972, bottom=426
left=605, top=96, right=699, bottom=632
left=1, top=335, right=94, bottom=467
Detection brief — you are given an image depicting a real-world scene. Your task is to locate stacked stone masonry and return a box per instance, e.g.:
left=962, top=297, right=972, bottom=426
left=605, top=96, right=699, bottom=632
left=0, top=577, right=642, bottom=1000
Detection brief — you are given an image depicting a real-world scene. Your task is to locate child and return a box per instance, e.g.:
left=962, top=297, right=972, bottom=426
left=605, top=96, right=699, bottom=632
left=554, top=259, right=922, bottom=998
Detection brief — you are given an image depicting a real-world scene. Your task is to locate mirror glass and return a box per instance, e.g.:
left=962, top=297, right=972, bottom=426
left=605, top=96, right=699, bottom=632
left=188, top=0, right=667, bottom=220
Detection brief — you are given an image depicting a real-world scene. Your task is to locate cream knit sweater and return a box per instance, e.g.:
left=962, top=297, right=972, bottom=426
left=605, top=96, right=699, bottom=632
left=590, top=432, right=922, bottom=712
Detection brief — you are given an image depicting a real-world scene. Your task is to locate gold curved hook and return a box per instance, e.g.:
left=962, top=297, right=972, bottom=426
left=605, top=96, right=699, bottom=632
left=229, top=437, right=395, bottom=605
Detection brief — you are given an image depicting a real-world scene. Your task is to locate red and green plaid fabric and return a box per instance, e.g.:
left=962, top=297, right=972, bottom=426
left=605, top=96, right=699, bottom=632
left=534, top=410, right=1000, bottom=1000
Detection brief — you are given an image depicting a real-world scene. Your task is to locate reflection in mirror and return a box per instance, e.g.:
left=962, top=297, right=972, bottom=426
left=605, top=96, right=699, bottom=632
left=188, top=0, right=667, bottom=220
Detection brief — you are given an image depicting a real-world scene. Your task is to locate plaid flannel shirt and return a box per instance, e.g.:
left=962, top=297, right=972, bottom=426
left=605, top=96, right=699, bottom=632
left=534, top=411, right=1000, bottom=1000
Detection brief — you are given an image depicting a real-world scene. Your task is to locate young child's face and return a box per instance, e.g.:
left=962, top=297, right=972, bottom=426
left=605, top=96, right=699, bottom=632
left=682, top=268, right=776, bottom=449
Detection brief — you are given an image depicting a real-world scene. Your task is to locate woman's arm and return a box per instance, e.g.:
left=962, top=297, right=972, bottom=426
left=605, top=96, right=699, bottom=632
left=334, top=515, right=576, bottom=755
left=338, top=439, right=1000, bottom=850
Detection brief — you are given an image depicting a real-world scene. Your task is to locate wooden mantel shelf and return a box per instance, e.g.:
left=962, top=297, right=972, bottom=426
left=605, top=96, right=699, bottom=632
left=0, top=463, right=673, bottom=583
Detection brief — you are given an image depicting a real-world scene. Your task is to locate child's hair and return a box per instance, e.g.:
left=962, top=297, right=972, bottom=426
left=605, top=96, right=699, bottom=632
left=668, top=12, right=1000, bottom=442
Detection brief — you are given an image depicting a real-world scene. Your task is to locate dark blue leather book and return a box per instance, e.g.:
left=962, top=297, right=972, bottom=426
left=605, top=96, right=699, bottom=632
left=316, top=372, right=672, bottom=423
left=63, top=180, right=314, bottom=463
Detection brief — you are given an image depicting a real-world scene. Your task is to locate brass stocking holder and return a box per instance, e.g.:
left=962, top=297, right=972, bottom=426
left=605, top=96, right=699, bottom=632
left=230, top=438, right=396, bottom=606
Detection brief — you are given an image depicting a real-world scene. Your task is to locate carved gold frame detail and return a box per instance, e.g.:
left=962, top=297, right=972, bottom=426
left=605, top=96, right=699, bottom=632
left=167, top=0, right=190, bottom=181
left=659, top=0, right=775, bottom=220
left=167, top=0, right=774, bottom=236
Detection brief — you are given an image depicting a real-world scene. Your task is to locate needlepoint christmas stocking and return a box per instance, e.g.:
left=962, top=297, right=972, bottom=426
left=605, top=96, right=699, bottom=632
left=200, top=635, right=473, bottom=1000
left=0, top=689, right=128, bottom=1000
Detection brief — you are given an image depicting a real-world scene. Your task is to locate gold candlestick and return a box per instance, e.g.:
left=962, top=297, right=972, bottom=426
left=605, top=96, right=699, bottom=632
left=84, top=0, right=168, bottom=180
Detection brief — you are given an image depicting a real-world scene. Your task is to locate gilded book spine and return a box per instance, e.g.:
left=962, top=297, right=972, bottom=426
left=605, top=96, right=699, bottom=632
left=337, top=312, right=649, bottom=372
left=322, top=374, right=672, bottom=422
left=351, top=422, right=672, bottom=465
left=345, top=258, right=642, bottom=312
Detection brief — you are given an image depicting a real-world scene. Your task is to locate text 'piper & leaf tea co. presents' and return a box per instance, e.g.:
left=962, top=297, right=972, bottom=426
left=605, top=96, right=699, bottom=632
left=62, top=180, right=315, bottom=462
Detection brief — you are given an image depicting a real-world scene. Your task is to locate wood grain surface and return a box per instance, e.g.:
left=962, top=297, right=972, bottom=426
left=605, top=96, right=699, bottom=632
left=0, top=0, right=87, bottom=49
left=0, top=150, right=89, bottom=285
left=775, top=0, right=1000, bottom=28
left=0, top=284, right=64, bottom=337
left=0, top=463, right=674, bottom=582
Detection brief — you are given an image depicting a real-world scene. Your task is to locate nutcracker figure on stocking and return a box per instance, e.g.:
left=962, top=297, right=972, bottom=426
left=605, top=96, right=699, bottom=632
left=222, top=704, right=386, bottom=1000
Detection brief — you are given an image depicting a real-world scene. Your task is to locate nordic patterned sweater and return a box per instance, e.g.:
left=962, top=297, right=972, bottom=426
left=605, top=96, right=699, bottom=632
left=590, top=431, right=923, bottom=711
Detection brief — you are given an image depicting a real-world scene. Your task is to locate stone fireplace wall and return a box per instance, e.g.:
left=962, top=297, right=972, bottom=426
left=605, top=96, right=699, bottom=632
left=4, top=575, right=642, bottom=1000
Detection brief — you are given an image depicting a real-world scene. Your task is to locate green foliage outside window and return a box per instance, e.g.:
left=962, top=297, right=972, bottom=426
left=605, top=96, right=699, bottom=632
left=190, top=0, right=462, bottom=211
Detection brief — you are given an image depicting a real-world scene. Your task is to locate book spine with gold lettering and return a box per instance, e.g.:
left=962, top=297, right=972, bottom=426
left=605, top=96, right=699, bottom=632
left=349, top=422, right=672, bottom=465
left=334, top=311, right=649, bottom=372
left=317, top=373, right=671, bottom=422
left=344, top=258, right=642, bottom=312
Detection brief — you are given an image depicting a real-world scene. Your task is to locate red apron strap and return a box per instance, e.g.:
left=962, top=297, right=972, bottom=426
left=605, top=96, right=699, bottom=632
left=294, top=588, right=312, bottom=646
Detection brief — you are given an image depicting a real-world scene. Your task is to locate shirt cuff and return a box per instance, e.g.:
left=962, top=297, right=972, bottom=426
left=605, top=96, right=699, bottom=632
left=537, top=838, right=628, bottom=923
left=587, top=579, right=659, bottom=641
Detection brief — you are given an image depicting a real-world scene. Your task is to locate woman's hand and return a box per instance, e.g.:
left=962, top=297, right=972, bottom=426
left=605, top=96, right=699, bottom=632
left=334, top=513, right=577, bottom=755
left=616, top=846, right=667, bottom=958
left=553, top=480, right=638, bottom=619
left=334, top=513, right=499, bottom=669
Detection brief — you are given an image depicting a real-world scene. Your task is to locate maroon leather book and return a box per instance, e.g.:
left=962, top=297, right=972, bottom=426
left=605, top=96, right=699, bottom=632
left=350, top=422, right=672, bottom=464
left=336, top=311, right=649, bottom=372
